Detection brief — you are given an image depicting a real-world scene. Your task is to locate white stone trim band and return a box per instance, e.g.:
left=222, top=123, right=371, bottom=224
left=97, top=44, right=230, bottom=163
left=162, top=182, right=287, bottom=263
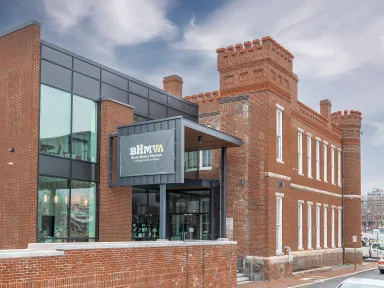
left=265, top=172, right=291, bottom=181
left=316, top=137, right=322, bottom=141
left=323, top=204, right=329, bottom=207
left=307, top=201, right=313, bottom=205
left=276, top=192, right=285, bottom=198
left=316, top=203, right=322, bottom=206
left=290, top=183, right=342, bottom=198
left=298, top=127, right=304, bottom=133
left=343, top=195, right=362, bottom=199
left=307, top=132, right=313, bottom=137
left=323, top=141, right=328, bottom=145
left=331, top=144, right=336, bottom=148
left=338, top=206, right=342, bottom=210
left=298, top=200, right=304, bottom=203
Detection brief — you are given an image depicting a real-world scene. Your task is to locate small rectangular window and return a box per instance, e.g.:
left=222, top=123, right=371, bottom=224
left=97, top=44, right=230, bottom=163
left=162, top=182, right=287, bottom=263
left=298, top=131, right=303, bottom=175
left=338, top=208, right=342, bottom=247
left=323, top=143, right=328, bottom=182
left=308, top=204, right=312, bottom=249
left=276, top=197, right=283, bottom=253
left=324, top=206, right=328, bottom=248
left=331, top=147, right=335, bottom=185
left=200, top=150, right=212, bottom=170
left=298, top=203, right=303, bottom=249
left=316, top=205, right=321, bottom=248
left=338, top=150, right=342, bottom=186
left=332, top=208, right=335, bottom=247
left=308, top=135, right=312, bottom=178
left=316, top=140, right=321, bottom=180
left=276, top=108, right=283, bottom=162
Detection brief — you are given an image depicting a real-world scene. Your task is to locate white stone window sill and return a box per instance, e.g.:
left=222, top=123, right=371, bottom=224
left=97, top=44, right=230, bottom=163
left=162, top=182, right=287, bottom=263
left=276, top=251, right=284, bottom=256
left=316, top=247, right=322, bottom=250
left=186, top=168, right=198, bottom=172
left=332, top=182, right=336, bottom=186
left=199, top=167, right=212, bottom=171
left=332, top=246, right=336, bottom=249
left=324, top=246, right=328, bottom=249
left=298, top=248, right=304, bottom=251
left=316, top=178, right=321, bottom=181
left=276, top=159, right=284, bottom=164
left=338, top=245, right=342, bottom=248
left=308, top=175, right=313, bottom=179
left=308, top=247, right=313, bottom=251
left=298, top=173, right=304, bottom=177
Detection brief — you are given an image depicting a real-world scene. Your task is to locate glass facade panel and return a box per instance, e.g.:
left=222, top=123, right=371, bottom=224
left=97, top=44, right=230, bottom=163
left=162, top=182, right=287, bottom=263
left=72, top=96, right=98, bottom=162
left=39, top=85, right=71, bottom=158
left=37, top=176, right=96, bottom=242
left=38, top=176, right=70, bottom=242
left=70, top=180, right=96, bottom=239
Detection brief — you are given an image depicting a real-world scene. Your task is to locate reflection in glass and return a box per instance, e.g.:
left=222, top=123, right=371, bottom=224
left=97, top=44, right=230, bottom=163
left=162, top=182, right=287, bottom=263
left=37, top=176, right=69, bottom=242
left=39, top=85, right=71, bottom=158
left=72, top=96, right=98, bottom=162
left=70, top=181, right=96, bottom=239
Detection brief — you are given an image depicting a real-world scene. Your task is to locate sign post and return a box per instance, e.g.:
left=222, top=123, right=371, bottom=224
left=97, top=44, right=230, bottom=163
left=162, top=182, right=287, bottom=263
left=352, top=235, right=357, bottom=270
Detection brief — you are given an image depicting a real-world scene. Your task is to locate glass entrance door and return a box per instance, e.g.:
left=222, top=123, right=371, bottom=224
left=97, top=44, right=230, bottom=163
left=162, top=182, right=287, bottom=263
left=170, top=214, right=199, bottom=240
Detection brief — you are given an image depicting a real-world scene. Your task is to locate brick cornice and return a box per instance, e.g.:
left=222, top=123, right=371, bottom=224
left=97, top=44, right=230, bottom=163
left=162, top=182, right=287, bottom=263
left=199, top=111, right=219, bottom=118
left=291, top=111, right=342, bottom=142
left=220, top=82, right=292, bottom=101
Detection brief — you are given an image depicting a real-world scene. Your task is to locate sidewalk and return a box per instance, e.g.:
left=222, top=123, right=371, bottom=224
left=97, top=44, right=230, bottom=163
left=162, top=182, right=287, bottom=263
left=238, top=262, right=377, bottom=288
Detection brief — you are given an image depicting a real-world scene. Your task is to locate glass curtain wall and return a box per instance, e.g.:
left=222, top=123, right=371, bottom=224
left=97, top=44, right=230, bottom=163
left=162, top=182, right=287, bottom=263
left=39, top=84, right=98, bottom=163
left=37, top=176, right=96, bottom=242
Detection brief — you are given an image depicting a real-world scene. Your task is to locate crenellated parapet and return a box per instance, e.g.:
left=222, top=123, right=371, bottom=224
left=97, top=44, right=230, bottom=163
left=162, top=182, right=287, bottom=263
left=331, top=110, right=362, bottom=143
left=297, top=101, right=328, bottom=128
left=184, top=90, right=220, bottom=104
left=216, top=36, right=294, bottom=73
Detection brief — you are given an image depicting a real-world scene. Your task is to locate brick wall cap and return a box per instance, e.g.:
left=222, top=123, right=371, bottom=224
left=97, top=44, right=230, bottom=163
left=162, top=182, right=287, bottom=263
left=0, top=249, right=64, bottom=259
left=101, top=98, right=135, bottom=110
left=0, top=20, right=41, bottom=39
left=28, top=240, right=237, bottom=252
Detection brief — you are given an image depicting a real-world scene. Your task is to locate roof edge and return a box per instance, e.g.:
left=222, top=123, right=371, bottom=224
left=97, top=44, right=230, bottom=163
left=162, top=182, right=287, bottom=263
left=0, top=20, right=41, bottom=39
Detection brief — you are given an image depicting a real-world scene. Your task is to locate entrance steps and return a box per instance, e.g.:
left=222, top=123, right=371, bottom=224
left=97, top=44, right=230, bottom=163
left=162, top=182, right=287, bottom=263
left=237, top=272, right=250, bottom=284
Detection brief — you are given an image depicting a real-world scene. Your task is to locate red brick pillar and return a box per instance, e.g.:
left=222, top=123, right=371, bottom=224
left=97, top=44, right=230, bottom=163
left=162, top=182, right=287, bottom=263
left=0, top=23, right=41, bottom=249
left=99, top=99, right=134, bottom=241
left=332, top=110, right=362, bottom=264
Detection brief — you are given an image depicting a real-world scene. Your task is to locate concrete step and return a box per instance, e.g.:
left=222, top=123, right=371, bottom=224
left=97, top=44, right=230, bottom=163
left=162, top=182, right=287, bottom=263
left=237, top=281, right=253, bottom=285
left=237, top=273, right=245, bottom=277
left=237, top=276, right=250, bottom=283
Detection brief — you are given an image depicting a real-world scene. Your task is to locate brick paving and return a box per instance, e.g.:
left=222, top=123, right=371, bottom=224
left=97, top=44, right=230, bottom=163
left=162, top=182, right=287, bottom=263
left=238, top=262, right=377, bottom=287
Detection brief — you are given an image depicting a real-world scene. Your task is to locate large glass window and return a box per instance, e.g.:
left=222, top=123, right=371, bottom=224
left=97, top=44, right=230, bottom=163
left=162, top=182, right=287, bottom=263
left=200, top=150, right=212, bottom=170
left=70, top=180, right=96, bottom=239
left=186, top=152, right=198, bottom=170
left=37, top=176, right=96, bottom=242
left=72, top=96, right=98, bottom=162
left=132, top=188, right=160, bottom=241
left=39, top=85, right=71, bottom=158
left=38, top=176, right=70, bottom=242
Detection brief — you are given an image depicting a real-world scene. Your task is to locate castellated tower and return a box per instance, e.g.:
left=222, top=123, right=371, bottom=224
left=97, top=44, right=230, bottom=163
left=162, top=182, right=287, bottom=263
left=332, top=110, right=362, bottom=262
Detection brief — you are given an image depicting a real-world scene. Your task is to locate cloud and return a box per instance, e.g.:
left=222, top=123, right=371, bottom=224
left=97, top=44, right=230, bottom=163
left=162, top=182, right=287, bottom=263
left=43, top=0, right=177, bottom=66
left=366, top=121, right=384, bottom=147
left=175, top=0, right=384, bottom=78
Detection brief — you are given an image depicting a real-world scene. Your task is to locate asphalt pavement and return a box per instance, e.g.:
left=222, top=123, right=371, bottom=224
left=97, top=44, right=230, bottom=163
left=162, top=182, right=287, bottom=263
left=308, top=269, right=382, bottom=288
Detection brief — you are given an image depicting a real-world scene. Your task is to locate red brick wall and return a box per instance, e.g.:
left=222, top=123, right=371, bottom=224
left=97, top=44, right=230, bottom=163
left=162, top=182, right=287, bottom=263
left=0, top=24, right=40, bottom=249
left=0, top=243, right=237, bottom=287
left=163, top=75, right=183, bottom=97
left=99, top=99, right=134, bottom=241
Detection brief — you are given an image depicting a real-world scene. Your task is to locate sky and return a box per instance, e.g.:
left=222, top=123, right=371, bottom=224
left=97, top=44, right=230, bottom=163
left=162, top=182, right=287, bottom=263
left=1, top=0, right=383, bottom=194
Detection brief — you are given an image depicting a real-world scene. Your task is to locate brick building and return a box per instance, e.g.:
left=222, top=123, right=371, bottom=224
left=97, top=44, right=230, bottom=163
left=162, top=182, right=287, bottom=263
left=0, top=21, right=362, bottom=281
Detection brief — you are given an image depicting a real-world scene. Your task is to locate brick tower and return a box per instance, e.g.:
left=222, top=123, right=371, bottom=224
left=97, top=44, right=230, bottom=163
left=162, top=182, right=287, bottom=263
left=331, top=110, right=363, bottom=263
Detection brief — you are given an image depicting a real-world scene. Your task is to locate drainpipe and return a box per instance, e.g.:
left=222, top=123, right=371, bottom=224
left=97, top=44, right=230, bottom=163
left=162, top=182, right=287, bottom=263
left=342, top=138, right=345, bottom=264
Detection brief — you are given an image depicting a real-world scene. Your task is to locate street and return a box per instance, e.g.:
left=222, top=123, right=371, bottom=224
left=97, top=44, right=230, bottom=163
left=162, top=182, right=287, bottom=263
left=309, top=269, right=382, bottom=287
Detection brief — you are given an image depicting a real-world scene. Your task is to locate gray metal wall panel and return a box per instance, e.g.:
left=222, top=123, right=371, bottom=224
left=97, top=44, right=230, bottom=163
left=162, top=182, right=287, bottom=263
left=130, top=81, right=149, bottom=98
left=168, top=96, right=182, bottom=110
left=39, top=155, right=70, bottom=178
left=150, top=101, right=167, bottom=119
left=73, top=73, right=100, bottom=100
left=168, top=107, right=183, bottom=118
left=117, top=117, right=183, bottom=186
left=129, top=93, right=148, bottom=117
left=149, top=89, right=167, bottom=105
left=102, top=70, right=128, bottom=90
left=41, top=45, right=72, bottom=68
left=101, top=83, right=128, bottom=104
left=183, top=102, right=198, bottom=116
left=71, top=160, right=98, bottom=182
left=41, top=60, right=72, bottom=92
left=74, top=59, right=100, bottom=79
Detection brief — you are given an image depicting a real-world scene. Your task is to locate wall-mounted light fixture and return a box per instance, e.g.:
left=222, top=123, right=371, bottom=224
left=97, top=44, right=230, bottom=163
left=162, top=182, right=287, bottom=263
left=198, top=136, right=202, bottom=144
left=279, top=181, right=284, bottom=188
left=9, top=148, right=14, bottom=152
left=240, top=179, right=245, bottom=186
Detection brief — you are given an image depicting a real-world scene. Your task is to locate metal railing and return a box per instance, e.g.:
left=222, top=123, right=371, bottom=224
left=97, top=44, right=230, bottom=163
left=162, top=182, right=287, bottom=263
left=237, top=250, right=261, bottom=281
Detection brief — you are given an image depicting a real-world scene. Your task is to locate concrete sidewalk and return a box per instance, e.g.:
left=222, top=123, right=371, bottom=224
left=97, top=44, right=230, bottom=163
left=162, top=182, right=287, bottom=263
left=238, top=262, right=377, bottom=288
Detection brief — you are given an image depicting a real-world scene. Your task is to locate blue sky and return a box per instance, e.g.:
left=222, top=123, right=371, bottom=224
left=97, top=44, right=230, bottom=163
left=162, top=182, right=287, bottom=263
left=1, top=0, right=384, bottom=194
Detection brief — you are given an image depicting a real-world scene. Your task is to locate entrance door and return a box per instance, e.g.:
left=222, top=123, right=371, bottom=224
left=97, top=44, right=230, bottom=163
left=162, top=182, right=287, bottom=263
left=170, top=214, right=198, bottom=240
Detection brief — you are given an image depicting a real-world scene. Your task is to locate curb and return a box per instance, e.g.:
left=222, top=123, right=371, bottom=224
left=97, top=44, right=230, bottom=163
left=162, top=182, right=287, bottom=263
left=289, top=267, right=377, bottom=288
left=292, top=266, right=332, bottom=276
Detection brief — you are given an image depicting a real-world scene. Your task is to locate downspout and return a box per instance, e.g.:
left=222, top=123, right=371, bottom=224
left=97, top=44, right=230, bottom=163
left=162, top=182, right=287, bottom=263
left=342, top=137, right=345, bottom=264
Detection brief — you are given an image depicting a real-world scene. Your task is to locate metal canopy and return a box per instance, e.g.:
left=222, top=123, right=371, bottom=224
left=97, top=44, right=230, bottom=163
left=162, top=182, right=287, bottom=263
left=183, top=118, right=243, bottom=152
